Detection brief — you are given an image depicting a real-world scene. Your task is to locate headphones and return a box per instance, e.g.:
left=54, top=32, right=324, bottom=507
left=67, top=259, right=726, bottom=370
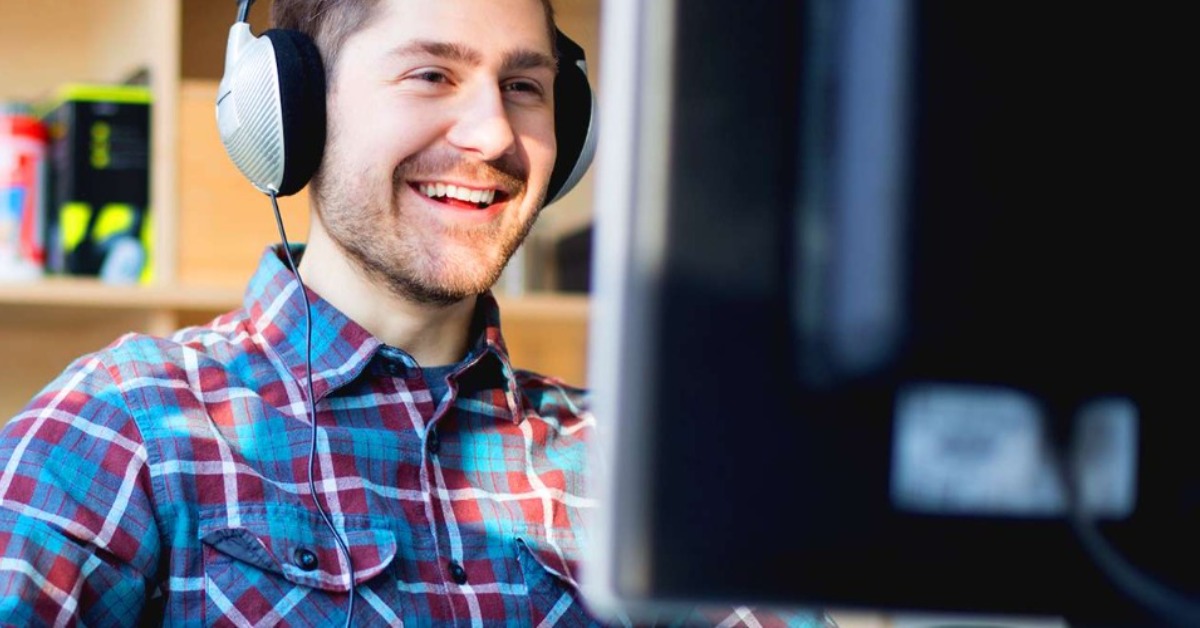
left=216, top=0, right=597, bottom=204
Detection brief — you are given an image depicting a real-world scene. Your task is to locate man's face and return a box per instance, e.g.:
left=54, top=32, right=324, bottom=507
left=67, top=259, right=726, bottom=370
left=314, top=0, right=557, bottom=305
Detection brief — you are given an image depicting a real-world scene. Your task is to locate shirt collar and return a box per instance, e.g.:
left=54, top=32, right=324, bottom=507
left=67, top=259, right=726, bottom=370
left=243, top=246, right=526, bottom=421
left=460, top=291, right=528, bottom=424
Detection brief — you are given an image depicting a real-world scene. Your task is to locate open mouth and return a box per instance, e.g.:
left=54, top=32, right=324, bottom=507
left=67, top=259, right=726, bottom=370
left=413, top=182, right=509, bottom=210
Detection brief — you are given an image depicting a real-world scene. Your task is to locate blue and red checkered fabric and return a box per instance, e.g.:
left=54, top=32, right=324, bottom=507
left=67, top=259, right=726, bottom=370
left=0, top=247, right=832, bottom=627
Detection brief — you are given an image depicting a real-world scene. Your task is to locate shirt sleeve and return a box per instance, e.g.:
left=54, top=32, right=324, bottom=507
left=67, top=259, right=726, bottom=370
left=0, top=351, right=160, bottom=626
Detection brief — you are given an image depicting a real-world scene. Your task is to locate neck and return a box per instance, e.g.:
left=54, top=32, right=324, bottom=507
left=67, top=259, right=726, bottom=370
left=297, top=216, right=476, bottom=367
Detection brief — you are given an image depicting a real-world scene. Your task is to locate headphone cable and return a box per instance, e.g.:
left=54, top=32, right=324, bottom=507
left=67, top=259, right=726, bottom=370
left=1052, top=431, right=1200, bottom=625
left=269, top=191, right=357, bottom=627
left=235, top=0, right=253, bottom=25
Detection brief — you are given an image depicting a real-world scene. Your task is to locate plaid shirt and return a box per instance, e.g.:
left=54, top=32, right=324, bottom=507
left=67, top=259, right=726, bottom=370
left=0, top=248, right=832, bottom=627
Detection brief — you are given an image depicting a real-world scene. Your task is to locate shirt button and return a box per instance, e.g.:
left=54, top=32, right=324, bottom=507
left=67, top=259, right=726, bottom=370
left=294, top=548, right=319, bottom=572
left=427, top=430, right=441, bottom=455
left=384, top=361, right=404, bottom=376
left=448, top=561, right=468, bottom=585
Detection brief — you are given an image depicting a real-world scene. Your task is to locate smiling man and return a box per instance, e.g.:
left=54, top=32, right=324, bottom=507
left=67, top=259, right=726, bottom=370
left=0, top=0, right=831, bottom=625
left=299, top=0, right=561, bottom=361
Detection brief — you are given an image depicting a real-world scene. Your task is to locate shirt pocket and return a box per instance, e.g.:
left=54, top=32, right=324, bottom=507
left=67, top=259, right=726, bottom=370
left=515, top=534, right=604, bottom=627
left=199, top=512, right=397, bottom=627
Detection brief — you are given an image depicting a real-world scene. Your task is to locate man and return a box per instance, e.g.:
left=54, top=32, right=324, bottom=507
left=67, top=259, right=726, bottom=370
left=0, top=0, right=832, bottom=625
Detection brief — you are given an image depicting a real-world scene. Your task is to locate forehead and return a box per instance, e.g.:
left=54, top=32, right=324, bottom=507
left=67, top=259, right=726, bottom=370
left=358, top=0, right=553, bottom=56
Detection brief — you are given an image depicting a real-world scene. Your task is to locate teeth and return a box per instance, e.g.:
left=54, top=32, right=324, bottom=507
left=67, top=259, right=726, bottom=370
left=419, top=182, right=498, bottom=205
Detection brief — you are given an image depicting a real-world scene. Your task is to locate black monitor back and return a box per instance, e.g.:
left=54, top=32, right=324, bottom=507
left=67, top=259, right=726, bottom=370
left=585, top=1, right=1197, bottom=625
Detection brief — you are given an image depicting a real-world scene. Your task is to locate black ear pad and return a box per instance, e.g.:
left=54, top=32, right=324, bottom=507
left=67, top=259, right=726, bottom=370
left=548, top=29, right=596, bottom=204
left=263, top=29, right=327, bottom=197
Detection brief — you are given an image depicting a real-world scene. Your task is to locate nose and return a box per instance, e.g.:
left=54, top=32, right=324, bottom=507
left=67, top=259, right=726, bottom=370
left=445, top=84, right=517, bottom=162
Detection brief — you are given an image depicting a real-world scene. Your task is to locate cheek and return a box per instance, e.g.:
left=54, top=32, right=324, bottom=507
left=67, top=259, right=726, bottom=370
left=329, top=95, right=437, bottom=172
left=511, top=108, right=557, bottom=171
left=524, top=125, right=559, bottom=181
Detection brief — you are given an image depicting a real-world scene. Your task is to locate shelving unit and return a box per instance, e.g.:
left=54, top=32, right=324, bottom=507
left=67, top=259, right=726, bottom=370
left=0, top=0, right=599, bottom=420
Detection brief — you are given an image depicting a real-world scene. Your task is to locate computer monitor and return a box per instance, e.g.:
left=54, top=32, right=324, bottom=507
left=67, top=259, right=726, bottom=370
left=583, top=0, right=1195, bottom=625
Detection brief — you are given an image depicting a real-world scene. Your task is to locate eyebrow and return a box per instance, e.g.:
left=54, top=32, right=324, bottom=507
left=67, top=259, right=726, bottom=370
left=390, top=39, right=558, bottom=74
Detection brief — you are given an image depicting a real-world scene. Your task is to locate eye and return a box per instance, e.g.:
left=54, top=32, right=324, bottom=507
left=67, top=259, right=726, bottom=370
left=502, top=80, right=546, bottom=99
left=399, top=68, right=456, bottom=94
left=414, top=70, right=451, bottom=84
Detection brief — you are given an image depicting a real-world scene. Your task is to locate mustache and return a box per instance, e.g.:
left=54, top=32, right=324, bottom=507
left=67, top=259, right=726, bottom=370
left=392, top=149, right=527, bottom=193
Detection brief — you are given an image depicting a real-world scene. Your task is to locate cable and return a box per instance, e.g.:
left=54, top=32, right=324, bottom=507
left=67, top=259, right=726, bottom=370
left=1049, top=408, right=1200, bottom=627
left=235, top=0, right=253, bottom=24
left=1068, top=507, right=1200, bottom=626
left=269, top=191, right=357, bottom=627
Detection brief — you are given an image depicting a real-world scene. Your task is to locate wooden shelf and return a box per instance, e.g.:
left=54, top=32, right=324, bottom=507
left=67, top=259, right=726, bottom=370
left=0, top=278, right=240, bottom=312
left=0, top=277, right=586, bottom=316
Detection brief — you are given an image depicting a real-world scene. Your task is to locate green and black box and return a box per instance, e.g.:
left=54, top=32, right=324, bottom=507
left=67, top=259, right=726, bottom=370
left=41, top=84, right=152, bottom=283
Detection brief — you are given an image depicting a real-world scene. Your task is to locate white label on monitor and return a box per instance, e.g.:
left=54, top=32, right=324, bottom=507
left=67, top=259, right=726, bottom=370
left=891, top=384, right=1137, bottom=518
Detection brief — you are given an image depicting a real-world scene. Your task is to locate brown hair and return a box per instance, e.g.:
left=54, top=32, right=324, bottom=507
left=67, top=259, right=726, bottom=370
left=271, top=0, right=558, bottom=80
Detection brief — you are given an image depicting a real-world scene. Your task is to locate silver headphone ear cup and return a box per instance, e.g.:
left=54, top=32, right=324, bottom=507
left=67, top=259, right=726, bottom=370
left=547, top=66, right=597, bottom=206
left=547, top=30, right=597, bottom=206
left=218, top=31, right=287, bottom=194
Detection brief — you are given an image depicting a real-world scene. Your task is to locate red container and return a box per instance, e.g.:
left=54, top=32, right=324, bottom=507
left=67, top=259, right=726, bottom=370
left=1, top=105, right=49, bottom=279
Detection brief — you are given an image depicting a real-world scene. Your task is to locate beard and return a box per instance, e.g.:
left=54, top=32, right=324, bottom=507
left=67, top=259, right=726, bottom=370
left=312, top=145, right=547, bottom=307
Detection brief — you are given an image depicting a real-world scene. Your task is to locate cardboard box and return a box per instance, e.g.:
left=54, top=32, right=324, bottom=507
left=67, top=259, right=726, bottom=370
left=42, top=84, right=152, bottom=283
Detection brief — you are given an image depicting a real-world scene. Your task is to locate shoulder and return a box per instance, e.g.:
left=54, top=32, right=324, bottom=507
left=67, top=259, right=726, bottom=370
left=72, top=315, right=250, bottom=398
left=4, top=310, right=259, bottom=432
left=111, top=311, right=257, bottom=378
